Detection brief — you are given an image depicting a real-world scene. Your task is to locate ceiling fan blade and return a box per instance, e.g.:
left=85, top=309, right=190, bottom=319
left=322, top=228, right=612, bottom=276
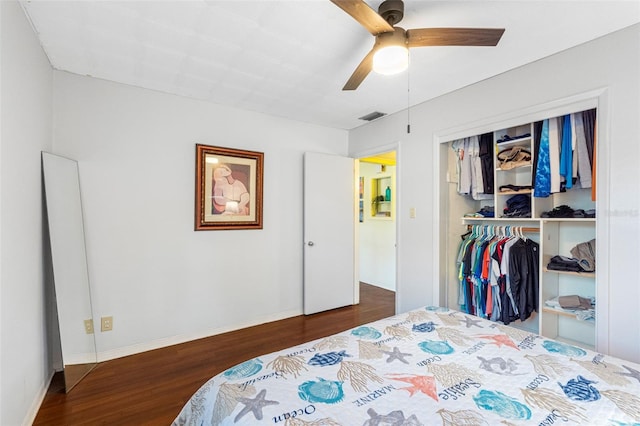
left=342, top=48, right=375, bottom=90
left=330, top=0, right=394, bottom=35
left=406, top=28, right=505, bottom=47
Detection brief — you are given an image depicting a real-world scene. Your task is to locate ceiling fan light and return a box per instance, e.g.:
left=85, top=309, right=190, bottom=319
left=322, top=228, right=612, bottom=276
left=372, top=45, right=408, bottom=75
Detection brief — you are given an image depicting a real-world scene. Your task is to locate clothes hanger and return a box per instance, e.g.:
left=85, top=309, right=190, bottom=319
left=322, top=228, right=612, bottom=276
left=518, top=226, right=527, bottom=241
left=460, top=229, right=472, bottom=240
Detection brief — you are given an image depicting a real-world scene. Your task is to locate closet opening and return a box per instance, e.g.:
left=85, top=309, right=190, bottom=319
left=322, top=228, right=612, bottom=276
left=436, top=97, right=604, bottom=352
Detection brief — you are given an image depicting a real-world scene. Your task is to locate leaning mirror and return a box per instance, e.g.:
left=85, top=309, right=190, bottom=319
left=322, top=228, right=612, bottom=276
left=42, top=152, right=97, bottom=392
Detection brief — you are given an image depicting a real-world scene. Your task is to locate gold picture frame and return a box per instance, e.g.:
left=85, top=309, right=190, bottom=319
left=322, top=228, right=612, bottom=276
left=195, top=144, right=263, bottom=230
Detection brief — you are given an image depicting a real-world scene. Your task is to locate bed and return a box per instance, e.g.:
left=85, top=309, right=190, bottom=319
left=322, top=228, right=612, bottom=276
left=173, top=306, right=640, bottom=425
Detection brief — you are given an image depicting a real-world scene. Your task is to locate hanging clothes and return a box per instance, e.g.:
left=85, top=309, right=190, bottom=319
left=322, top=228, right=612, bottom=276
left=531, top=120, right=543, bottom=187
left=582, top=109, right=597, bottom=168
left=533, top=109, right=596, bottom=198
left=570, top=114, right=578, bottom=184
left=456, top=231, right=476, bottom=312
left=580, top=108, right=596, bottom=197
left=489, top=238, right=505, bottom=322
left=592, top=120, right=597, bottom=201
left=456, top=226, right=539, bottom=325
left=508, top=238, right=539, bottom=322
left=469, top=136, right=493, bottom=201
left=479, top=132, right=494, bottom=195
left=560, top=115, right=574, bottom=189
left=452, top=139, right=472, bottom=195
left=500, top=235, right=519, bottom=320
left=548, top=117, right=561, bottom=193
left=534, top=119, right=551, bottom=197
left=452, top=136, right=493, bottom=200
left=572, top=112, right=592, bottom=189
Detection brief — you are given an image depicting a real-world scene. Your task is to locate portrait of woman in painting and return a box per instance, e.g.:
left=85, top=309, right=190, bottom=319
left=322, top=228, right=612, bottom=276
left=211, top=163, right=250, bottom=215
left=195, top=144, right=263, bottom=230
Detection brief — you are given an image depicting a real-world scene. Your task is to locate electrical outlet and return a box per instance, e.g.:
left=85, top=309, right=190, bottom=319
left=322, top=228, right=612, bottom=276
left=84, top=319, right=94, bottom=334
left=101, top=316, right=113, bottom=332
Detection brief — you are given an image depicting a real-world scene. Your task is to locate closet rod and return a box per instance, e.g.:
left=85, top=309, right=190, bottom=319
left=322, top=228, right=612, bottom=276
left=466, top=225, right=539, bottom=233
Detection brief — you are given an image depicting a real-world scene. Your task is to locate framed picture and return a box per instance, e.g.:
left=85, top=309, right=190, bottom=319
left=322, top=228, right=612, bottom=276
left=195, top=144, right=264, bottom=230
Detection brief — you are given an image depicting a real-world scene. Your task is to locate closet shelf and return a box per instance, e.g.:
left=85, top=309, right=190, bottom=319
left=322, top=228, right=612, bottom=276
left=462, top=217, right=595, bottom=224
left=498, top=189, right=532, bottom=195
left=542, top=255, right=596, bottom=277
left=495, top=137, right=533, bottom=147
left=542, top=267, right=595, bottom=278
left=462, top=217, right=539, bottom=224
left=541, top=218, right=596, bottom=223
left=496, top=164, right=532, bottom=172
left=542, top=306, right=595, bottom=323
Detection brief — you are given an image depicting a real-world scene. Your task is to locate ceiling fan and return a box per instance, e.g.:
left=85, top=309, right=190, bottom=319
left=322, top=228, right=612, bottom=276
left=331, top=0, right=505, bottom=90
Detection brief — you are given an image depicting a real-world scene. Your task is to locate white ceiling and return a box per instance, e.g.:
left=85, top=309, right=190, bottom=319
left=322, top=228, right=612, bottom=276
left=21, top=0, right=640, bottom=130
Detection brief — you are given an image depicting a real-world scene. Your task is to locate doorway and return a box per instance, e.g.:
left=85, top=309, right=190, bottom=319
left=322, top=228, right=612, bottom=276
left=357, top=151, right=397, bottom=296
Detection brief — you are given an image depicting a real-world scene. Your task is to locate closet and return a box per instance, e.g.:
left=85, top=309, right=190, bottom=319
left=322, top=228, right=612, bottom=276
left=444, top=108, right=597, bottom=350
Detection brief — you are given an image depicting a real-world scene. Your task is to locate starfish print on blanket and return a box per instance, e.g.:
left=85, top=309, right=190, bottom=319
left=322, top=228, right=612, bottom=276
left=234, top=389, right=279, bottom=422
left=461, top=316, right=483, bottom=328
left=382, top=347, right=412, bottom=364
left=617, top=365, right=640, bottom=383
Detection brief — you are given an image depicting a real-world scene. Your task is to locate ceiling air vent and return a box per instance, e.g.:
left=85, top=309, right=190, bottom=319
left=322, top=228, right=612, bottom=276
left=358, top=111, right=386, bottom=122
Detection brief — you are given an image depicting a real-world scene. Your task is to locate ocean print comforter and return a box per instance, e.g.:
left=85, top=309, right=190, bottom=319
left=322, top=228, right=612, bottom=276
left=173, top=307, right=640, bottom=425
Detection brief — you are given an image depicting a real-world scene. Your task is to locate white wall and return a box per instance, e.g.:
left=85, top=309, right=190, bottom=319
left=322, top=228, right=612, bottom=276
left=349, top=24, right=640, bottom=363
left=358, top=162, right=396, bottom=291
left=0, top=2, right=54, bottom=425
left=52, top=71, right=348, bottom=360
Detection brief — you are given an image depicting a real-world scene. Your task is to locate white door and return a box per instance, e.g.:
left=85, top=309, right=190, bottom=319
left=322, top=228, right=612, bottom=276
left=303, top=152, right=356, bottom=315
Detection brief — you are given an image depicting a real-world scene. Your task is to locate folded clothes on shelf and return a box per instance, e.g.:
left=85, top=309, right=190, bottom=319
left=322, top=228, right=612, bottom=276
left=546, top=239, right=595, bottom=273
left=547, top=255, right=584, bottom=272
left=558, top=295, right=593, bottom=310
left=463, top=205, right=495, bottom=218
left=575, top=309, right=596, bottom=321
left=541, top=205, right=596, bottom=218
left=573, top=209, right=596, bottom=218
left=496, top=133, right=531, bottom=143
left=499, top=184, right=533, bottom=193
left=545, top=295, right=595, bottom=322
left=497, top=146, right=532, bottom=170
left=476, top=205, right=494, bottom=217
left=502, top=193, right=531, bottom=218
left=541, top=205, right=575, bottom=218
left=571, top=238, right=596, bottom=272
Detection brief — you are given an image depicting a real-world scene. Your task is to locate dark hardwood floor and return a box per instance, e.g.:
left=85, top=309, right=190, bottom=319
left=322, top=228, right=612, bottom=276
left=34, top=283, right=395, bottom=425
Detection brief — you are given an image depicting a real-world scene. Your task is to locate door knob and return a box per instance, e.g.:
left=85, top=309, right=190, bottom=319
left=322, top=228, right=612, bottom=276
left=307, top=241, right=314, bottom=246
